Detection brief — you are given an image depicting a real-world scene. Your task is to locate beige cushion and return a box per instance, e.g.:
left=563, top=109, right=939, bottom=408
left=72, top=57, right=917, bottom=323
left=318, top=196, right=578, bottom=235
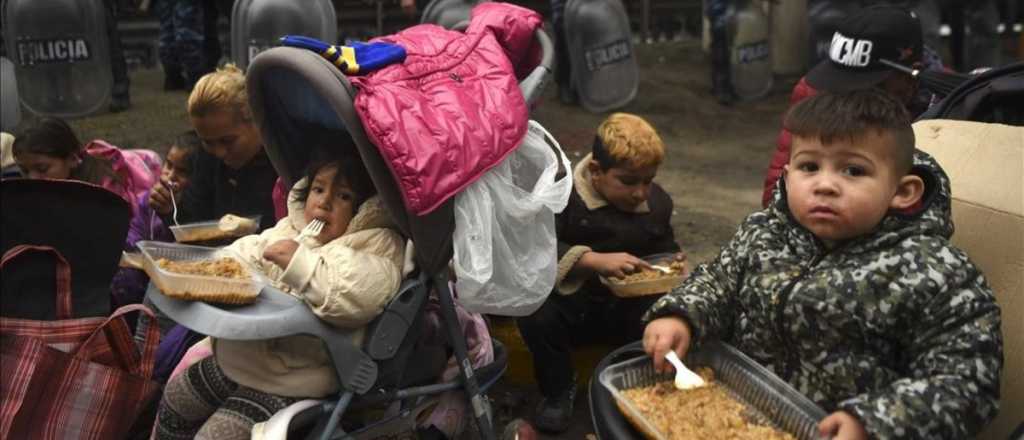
left=915, top=120, right=1024, bottom=440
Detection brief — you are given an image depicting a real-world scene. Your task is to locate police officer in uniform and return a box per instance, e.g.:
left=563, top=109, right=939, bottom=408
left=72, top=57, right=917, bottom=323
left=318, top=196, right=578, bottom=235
left=153, top=0, right=205, bottom=91
left=105, top=0, right=131, bottom=111
left=707, top=0, right=737, bottom=105
left=201, top=0, right=233, bottom=79
left=548, top=0, right=577, bottom=105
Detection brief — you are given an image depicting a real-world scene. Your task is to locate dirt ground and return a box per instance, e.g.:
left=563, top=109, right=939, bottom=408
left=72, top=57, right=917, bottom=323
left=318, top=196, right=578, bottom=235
left=65, top=39, right=795, bottom=439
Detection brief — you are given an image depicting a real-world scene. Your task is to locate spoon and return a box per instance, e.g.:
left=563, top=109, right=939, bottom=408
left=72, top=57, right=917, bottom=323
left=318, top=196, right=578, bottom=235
left=665, top=351, right=706, bottom=390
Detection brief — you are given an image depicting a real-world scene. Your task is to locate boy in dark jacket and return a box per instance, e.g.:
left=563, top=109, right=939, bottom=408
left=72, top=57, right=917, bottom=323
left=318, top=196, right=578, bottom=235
left=644, top=90, right=1002, bottom=440
left=518, top=113, right=683, bottom=433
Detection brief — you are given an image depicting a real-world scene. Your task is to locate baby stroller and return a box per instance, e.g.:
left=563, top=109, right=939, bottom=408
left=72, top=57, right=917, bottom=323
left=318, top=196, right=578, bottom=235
left=146, top=9, right=554, bottom=440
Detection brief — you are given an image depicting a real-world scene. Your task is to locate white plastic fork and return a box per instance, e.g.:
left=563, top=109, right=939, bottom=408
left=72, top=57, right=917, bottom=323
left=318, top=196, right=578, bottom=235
left=665, top=351, right=706, bottom=390
left=295, top=219, right=325, bottom=242
left=275, top=219, right=325, bottom=283
left=167, top=183, right=181, bottom=227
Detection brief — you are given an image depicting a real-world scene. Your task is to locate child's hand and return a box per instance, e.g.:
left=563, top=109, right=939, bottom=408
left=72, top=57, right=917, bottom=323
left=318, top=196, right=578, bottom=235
left=579, top=251, right=650, bottom=279
left=818, top=411, right=867, bottom=440
left=263, top=239, right=299, bottom=269
left=642, top=316, right=692, bottom=374
left=148, top=179, right=176, bottom=216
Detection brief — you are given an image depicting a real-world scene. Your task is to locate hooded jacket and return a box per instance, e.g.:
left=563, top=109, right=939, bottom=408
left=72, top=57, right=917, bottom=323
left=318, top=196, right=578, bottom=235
left=82, top=140, right=162, bottom=217
left=351, top=2, right=541, bottom=216
left=215, top=179, right=405, bottom=398
left=646, top=152, right=1002, bottom=439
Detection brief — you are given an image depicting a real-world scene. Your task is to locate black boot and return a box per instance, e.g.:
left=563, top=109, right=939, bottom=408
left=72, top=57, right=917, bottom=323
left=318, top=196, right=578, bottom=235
left=553, top=15, right=577, bottom=106
left=558, top=86, right=578, bottom=105
left=110, top=83, right=131, bottom=113
left=533, top=379, right=576, bottom=433
left=163, top=66, right=186, bottom=91
left=185, top=70, right=204, bottom=92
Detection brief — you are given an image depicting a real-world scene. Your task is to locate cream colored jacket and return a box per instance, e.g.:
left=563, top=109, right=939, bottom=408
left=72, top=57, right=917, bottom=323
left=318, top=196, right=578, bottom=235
left=215, top=179, right=405, bottom=398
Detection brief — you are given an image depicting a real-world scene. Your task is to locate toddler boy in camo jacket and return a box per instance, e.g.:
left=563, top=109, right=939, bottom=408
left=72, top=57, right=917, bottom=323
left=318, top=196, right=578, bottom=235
left=642, top=89, right=1002, bottom=439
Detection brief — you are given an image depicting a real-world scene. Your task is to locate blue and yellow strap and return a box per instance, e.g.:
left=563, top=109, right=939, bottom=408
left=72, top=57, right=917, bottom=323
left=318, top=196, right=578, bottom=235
left=280, top=35, right=405, bottom=75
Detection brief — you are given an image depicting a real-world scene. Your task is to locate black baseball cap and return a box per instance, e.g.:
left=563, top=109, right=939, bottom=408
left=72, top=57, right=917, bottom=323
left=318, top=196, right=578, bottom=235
left=806, top=5, right=923, bottom=92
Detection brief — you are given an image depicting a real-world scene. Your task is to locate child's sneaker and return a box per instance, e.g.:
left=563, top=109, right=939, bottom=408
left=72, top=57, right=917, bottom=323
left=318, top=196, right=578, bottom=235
left=533, top=381, right=576, bottom=433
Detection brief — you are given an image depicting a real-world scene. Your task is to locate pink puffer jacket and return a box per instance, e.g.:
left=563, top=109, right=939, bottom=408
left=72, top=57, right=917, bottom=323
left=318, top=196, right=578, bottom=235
left=351, top=2, right=542, bottom=216
left=84, top=140, right=161, bottom=216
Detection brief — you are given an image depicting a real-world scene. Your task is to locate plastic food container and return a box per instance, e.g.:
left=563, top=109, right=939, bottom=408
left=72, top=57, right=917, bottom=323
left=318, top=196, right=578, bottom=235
left=599, top=342, right=827, bottom=440
left=600, top=253, right=688, bottom=297
left=138, top=241, right=265, bottom=304
left=170, top=214, right=261, bottom=243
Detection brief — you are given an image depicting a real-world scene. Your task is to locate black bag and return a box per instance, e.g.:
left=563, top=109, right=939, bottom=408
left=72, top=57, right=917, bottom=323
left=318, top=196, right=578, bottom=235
left=1, top=179, right=131, bottom=319
left=918, top=62, right=1024, bottom=125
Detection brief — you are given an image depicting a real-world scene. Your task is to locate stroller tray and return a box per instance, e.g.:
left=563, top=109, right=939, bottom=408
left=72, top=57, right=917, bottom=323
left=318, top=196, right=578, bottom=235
left=138, top=241, right=264, bottom=305
left=599, top=342, right=826, bottom=440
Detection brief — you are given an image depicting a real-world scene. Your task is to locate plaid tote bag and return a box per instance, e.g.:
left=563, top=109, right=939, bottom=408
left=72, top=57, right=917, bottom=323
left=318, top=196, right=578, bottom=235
left=0, top=245, right=161, bottom=439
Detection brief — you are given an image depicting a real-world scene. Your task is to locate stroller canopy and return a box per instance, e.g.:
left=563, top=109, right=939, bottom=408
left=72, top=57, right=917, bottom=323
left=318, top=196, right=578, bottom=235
left=248, top=48, right=456, bottom=274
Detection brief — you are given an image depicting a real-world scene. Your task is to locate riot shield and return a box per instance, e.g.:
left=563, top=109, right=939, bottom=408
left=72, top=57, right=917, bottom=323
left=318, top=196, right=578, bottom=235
left=729, top=0, right=772, bottom=100
left=565, top=0, right=638, bottom=113
left=421, top=0, right=482, bottom=29
left=231, top=0, right=337, bottom=70
left=3, top=0, right=112, bottom=118
left=1, top=57, right=21, bottom=131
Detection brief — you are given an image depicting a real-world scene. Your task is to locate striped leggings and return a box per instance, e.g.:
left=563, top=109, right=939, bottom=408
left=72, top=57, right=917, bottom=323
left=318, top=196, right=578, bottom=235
left=154, top=356, right=299, bottom=440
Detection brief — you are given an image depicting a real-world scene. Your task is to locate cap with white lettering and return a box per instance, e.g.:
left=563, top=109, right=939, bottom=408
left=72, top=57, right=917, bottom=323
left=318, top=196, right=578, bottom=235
left=806, top=4, right=923, bottom=93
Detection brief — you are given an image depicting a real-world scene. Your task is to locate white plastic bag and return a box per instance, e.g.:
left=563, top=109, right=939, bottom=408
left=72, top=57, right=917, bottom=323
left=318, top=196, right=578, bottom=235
left=453, top=121, right=572, bottom=316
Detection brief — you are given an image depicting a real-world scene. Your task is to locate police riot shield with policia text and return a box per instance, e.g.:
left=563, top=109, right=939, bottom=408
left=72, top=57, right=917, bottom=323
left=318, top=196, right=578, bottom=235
left=3, top=0, right=112, bottom=118
left=728, top=0, right=772, bottom=101
left=565, top=0, right=638, bottom=113
left=231, top=0, right=337, bottom=70
left=421, top=0, right=484, bottom=29
left=1, top=57, right=22, bottom=132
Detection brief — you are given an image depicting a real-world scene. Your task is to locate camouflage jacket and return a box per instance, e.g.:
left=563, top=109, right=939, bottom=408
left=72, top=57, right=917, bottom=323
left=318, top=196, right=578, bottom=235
left=645, top=152, right=1002, bottom=439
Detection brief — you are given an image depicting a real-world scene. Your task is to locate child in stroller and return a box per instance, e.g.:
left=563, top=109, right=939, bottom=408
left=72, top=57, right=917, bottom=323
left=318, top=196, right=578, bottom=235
left=149, top=4, right=554, bottom=438
left=153, top=140, right=406, bottom=439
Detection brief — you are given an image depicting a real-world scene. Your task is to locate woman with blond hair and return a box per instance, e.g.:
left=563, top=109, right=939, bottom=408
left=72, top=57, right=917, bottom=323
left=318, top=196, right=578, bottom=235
left=148, top=64, right=278, bottom=232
